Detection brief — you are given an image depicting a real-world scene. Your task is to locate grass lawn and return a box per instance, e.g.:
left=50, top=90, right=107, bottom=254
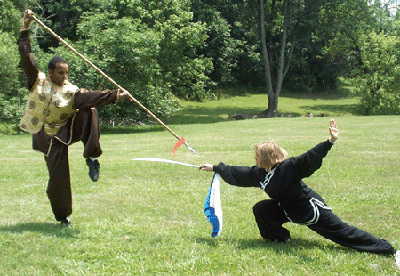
left=0, top=93, right=399, bottom=275
left=166, top=90, right=359, bottom=125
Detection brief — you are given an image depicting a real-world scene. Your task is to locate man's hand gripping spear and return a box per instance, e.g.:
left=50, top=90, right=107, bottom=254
left=25, top=10, right=196, bottom=155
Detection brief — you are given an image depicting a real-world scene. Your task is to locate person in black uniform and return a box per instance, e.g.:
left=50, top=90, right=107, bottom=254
left=200, top=119, right=398, bottom=264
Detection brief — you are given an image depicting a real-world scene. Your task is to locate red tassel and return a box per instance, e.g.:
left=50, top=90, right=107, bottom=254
left=172, top=137, right=185, bottom=156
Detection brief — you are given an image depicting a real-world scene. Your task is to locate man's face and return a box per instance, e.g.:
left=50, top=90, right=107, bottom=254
left=48, top=63, right=68, bottom=86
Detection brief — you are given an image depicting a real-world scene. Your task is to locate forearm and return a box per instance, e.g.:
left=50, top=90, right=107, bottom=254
left=18, top=30, right=39, bottom=90
left=292, top=140, right=333, bottom=178
left=212, top=163, right=259, bottom=188
left=74, top=89, right=119, bottom=109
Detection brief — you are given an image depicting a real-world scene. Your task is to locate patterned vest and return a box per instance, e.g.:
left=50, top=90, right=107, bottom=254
left=20, top=72, right=79, bottom=136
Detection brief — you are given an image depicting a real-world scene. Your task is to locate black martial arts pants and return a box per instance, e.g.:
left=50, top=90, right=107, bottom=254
left=252, top=199, right=395, bottom=255
left=33, top=108, right=102, bottom=221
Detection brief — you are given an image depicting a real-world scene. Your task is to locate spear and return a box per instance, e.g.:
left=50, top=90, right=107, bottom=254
left=31, top=14, right=196, bottom=155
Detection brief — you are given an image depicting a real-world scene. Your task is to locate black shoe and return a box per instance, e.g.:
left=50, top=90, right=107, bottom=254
left=60, top=217, right=71, bottom=228
left=86, top=158, right=100, bottom=182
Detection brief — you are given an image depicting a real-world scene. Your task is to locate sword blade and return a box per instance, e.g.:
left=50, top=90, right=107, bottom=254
left=132, top=158, right=200, bottom=168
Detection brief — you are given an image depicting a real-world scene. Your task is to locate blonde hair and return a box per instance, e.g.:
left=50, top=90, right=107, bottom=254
left=254, top=141, right=288, bottom=169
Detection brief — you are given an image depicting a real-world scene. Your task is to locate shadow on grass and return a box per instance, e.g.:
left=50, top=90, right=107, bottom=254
left=166, top=93, right=359, bottom=125
left=165, top=106, right=265, bottom=125
left=236, top=238, right=348, bottom=253
left=299, top=103, right=359, bottom=116
left=279, top=91, right=354, bottom=100
left=196, top=237, right=351, bottom=255
left=166, top=102, right=360, bottom=125
left=0, top=222, right=80, bottom=237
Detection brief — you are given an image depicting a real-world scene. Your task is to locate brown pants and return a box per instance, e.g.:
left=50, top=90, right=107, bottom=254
left=33, top=108, right=101, bottom=221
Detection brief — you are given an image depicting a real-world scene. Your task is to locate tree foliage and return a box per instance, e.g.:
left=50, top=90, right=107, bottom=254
left=0, top=0, right=213, bottom=125
left=0, top=0, right=39, bottom=123
left=1, top=0, right=400, bottom=125
left=356, top=32, right=400, bottom=115
left=322, top=0, right=400, bottom=115
left=0, top=31, right=24, bottom=123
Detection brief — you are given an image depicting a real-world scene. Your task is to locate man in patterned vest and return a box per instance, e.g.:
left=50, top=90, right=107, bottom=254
left=19, top=10, right=130, bottom=228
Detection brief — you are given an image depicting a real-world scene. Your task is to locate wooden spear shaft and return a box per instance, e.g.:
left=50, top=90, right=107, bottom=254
left=32, top=14, right=196, bottom=153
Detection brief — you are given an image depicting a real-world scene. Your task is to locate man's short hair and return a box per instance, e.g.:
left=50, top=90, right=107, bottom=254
left=48, top=56, right=68, bottom=70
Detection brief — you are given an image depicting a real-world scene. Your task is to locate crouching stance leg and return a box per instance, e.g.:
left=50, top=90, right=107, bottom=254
left=253, top=199, right=290, bottom=243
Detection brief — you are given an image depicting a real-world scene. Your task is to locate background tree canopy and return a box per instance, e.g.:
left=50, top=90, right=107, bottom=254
left=1, top=0, right=399, bottom=125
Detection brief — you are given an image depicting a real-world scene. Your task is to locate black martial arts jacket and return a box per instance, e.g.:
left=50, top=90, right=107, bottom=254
left=212, top=140, right=334, bottom=224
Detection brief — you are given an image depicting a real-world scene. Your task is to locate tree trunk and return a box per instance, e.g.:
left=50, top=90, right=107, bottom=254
left=259, top=0, right=275, bottom=118
left=258, top=0, right=294, bottom=118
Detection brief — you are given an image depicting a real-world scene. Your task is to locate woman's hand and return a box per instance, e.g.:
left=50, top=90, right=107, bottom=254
left=199, top=164, right=213, bottom=172
left=329, top=119, right=339, bottom=142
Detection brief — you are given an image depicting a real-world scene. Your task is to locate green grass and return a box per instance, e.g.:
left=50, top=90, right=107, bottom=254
left=166, top=89, right=359, bottom=125
left=1, top=114, right=399, bottom=275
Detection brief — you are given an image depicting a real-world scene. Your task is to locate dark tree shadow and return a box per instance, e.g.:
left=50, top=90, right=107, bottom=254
left=299, top=104, right=359, bottom=116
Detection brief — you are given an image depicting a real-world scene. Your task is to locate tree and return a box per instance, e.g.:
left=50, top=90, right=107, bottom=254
left=356, top=32, right=400, bottom=115
left=254, top=0, right=397, bottom=117
left=191, top=0, right=244, bottom=85
left=320, top=0, right=378, bottom=78
left=34, top=0, right=105, bottom=51
left=1, top=0, right=213, bottom=125
left=0, top=0, right=40, bottom=124
left=42, top=0, right=213, bottom=123
left=0, top=31, right=24, bottom=122
left=257, top=0, right=312, bottom=117
left=321, top=0, right=400, bottom=115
